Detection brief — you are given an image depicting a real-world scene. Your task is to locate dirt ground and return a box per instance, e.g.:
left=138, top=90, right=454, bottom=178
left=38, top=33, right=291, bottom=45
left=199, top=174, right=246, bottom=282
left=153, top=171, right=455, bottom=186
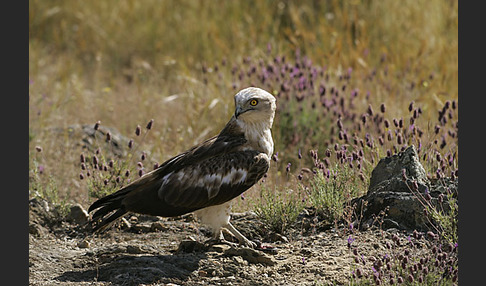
left=29, top=198, right=422, bottom=286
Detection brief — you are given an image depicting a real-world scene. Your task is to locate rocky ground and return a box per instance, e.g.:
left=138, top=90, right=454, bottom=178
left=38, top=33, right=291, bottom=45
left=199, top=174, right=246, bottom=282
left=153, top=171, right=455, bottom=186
left=29, top=145, right=457, bottom=285
left=29, top=197, right=432, bottom=286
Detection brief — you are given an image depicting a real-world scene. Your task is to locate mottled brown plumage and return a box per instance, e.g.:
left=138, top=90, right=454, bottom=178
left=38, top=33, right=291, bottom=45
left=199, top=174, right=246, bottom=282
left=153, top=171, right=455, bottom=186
left=88, top=87, right=276, bottom=247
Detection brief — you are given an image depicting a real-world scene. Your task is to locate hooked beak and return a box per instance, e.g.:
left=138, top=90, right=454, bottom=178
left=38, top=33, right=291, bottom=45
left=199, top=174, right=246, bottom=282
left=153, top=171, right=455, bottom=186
left=235, top=106, right=244, bottom=118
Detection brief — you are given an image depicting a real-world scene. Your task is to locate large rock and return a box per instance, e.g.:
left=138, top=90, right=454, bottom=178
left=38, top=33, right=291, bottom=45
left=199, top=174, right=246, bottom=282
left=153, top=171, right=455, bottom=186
left=353, top=145, right=457, bottom=231
left=368, top=145, right=429, bottom=193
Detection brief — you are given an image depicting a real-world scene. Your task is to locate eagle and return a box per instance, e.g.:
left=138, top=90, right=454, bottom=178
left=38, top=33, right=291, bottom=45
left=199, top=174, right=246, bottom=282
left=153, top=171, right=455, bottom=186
left=88, top=87, right=276, bottom=247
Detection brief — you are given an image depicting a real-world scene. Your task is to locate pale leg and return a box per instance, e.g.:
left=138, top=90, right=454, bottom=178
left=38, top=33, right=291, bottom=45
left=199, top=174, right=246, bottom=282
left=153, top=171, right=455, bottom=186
left=223, top=222, right=256, bottom=248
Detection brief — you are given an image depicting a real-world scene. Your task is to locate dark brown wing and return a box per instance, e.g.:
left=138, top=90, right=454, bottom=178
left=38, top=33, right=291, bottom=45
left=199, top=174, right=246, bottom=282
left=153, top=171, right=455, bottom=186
left=88, top=118, right=268, bottom=231
left=123, top=149, right=269, bottom=216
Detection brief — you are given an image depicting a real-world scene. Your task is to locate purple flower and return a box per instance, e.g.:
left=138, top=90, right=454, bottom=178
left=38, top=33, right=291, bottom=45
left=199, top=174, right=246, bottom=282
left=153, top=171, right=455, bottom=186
left=146, top=119, right=154, bottom=130
left=347, top=235, right=355, bottom=247
left=286, top=162, right=291, bottom=173
left=371, top=266, right=378, bottom=276
left=272, top=152, right=279, bottom=162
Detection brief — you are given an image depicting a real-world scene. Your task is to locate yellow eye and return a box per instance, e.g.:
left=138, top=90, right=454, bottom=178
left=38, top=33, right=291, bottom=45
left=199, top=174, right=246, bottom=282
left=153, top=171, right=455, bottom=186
left=249, top=99, right=258, bottom=106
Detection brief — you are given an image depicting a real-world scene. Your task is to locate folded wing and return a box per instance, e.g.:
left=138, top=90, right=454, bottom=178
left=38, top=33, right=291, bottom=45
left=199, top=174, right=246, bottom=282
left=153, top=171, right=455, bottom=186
left=88, top=130, right=269, bottom=231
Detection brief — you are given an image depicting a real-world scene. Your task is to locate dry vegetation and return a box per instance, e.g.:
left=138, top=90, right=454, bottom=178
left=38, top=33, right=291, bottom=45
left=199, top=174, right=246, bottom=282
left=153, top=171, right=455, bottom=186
left=29, top=1, right=458, bottom=284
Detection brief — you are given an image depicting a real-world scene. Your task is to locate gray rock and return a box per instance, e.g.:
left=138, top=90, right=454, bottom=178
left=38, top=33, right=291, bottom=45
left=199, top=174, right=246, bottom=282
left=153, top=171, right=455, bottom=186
left=126, top=245, right=145, bottom=254
left=176, top=239, right=207, bottom=253
left=77, top=239, right=90, bottom=248
left=210, top=244, right=232, bottom=253
left=224, top=247, right=276, bottom=266
left=368, top=145, right=429, bottom=191
left=353, top=145, right=457, bottom=231
left=29, top=223, right=48, bottom=237
left=67, top=203, right=89, bottom=225
left=150, top=221, right=168, bottom=231
left=130, top=223, right=153, bottom=233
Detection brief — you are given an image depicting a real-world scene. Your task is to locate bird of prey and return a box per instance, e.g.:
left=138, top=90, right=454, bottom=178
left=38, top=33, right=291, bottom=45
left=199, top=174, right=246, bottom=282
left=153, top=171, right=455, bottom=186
left=88, top=87, right=276, bottom=247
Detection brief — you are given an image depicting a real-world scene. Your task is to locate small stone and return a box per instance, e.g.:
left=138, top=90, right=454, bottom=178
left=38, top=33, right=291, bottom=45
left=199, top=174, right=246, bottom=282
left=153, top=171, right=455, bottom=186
left=177, top=239, right=206, bottom=253
left=233, top=255, right=249, bottom=266
left=198, top=270, right=208, bottom=277
left=150, top=221, right=167, bottom=231
left=29, top=223, right=47, bottom=237
left=77, top=239, right=90, bottom=248
left=120, top=217, right=131, bottom=229
left=224, top=247, right=276, bottom=266
left=127, top=245, right=144, bottom=254
left=129, top=216, right=138, bottom=224
left=130, top=223, right=152, bottom=233
left=67, top=204, right=89, bottom=224
left=210, top=244, right=232, bottom=253
left=269, top=232, right=289, bottom=243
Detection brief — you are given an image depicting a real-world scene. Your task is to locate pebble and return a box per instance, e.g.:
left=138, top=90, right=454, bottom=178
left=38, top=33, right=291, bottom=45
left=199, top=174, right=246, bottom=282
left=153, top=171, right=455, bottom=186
left=210, top=244, right=231, bottom=253
left=126, top=245, right=144, bottom=254
left=150, top=221, right=167, bottom=231
left=67, top=204, right=89, bottom=224
left=77, top=239, right=90, bottom=248
left=130, top=223, right=152, bottom=233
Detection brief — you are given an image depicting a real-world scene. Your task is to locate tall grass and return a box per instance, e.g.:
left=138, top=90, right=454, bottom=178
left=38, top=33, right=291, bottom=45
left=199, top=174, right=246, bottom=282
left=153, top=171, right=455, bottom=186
left=29, top=1, right=457, bottom=82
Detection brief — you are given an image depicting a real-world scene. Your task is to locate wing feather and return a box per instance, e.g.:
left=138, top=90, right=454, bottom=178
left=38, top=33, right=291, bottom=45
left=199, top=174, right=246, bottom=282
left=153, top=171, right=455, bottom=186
left=88, top=98, right=275, bottom=232
left=89, top=118, right=269, bottom=226
left=118, top=125, right=268, bottom=216
left=159, top=150, right=269, bottom=210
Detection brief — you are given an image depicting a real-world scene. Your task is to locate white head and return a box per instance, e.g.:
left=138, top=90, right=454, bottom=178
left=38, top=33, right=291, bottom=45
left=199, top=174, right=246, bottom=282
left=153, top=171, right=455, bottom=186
left=233, top=87, right=276, bottom=127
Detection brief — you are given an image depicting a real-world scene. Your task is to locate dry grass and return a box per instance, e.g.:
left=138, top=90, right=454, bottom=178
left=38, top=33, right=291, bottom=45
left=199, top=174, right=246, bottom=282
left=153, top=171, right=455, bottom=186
left=29, top=2, right=458, bottom=283
left=29, top=0, right=458, bottom=212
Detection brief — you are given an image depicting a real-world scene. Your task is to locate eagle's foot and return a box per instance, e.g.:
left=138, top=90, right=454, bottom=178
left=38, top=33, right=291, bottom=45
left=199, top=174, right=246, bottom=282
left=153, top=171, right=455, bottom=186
left=236, top=236, right=257, bottom=249
left=204, top=237, right=239, bottom=248
left=223, top=222, right=257, bottom=248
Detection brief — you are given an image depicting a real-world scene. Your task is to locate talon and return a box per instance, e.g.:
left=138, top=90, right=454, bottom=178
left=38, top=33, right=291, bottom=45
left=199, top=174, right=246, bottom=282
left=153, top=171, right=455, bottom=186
left=205, top=237, right=238, bottom=248
left=239, top=237, right=257, bottom=248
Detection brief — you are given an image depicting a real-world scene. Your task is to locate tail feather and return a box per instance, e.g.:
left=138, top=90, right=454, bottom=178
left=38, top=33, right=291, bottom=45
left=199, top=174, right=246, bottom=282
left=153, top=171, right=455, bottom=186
left=88, top=187, right=131, bottom=213
left=88, top=188, right=132, bottom=232
left=91, top=208, right=127, bottom=232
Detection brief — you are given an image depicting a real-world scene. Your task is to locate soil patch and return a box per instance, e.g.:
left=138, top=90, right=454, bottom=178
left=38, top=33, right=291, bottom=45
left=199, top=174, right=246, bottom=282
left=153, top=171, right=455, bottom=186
left=29, top=198, right=434, bottom=285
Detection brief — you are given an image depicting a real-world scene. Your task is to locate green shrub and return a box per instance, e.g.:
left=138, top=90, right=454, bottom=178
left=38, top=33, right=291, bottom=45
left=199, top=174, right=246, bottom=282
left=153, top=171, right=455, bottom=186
left=254, top=184, right=305, bottom=234
left=306, top=164, right=363, bottom=225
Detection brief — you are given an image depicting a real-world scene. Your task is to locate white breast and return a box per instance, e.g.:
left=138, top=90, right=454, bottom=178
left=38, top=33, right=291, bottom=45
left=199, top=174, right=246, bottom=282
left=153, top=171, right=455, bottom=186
left=238, top=120, right=274, bottom=157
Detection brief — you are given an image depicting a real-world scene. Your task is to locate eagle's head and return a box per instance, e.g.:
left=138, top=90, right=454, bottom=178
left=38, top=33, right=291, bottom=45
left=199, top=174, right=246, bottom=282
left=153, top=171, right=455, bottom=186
left=233, top=87, right=276, bottom=126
